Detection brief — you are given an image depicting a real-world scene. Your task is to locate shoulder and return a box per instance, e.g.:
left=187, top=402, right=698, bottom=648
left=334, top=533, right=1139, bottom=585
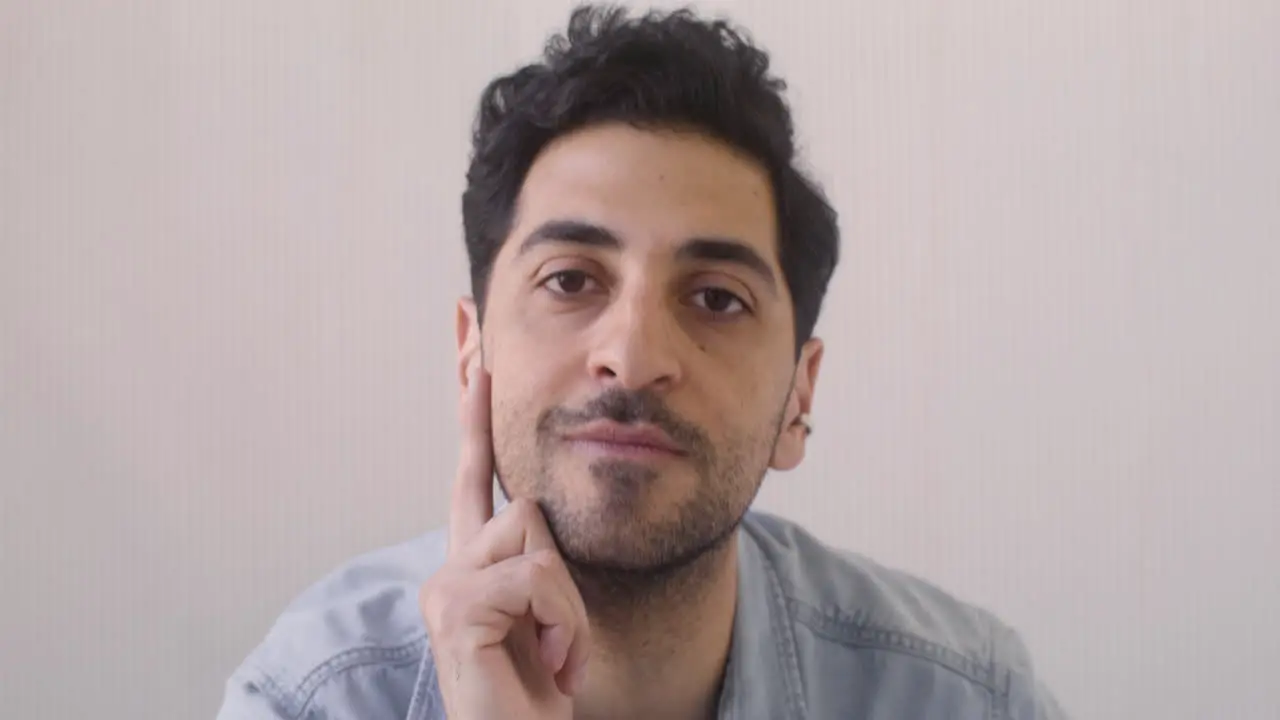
left=217, top=529, right=449, bottom=719
left=741, top=512, right=1049, bottom=700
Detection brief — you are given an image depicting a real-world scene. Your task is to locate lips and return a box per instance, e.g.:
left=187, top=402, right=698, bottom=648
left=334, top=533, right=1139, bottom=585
left=562, top=421, right=685, bottom=455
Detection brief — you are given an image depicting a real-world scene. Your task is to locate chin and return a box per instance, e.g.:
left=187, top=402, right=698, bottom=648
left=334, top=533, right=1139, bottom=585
left=541, top=493, right=736, bottom=575
left=559, top=533, right=694, bottom=574
left=501, top=452, right=747, bottom=571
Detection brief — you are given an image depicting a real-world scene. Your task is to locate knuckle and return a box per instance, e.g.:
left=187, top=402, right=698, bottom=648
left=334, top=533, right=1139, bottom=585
left=523, top=556, right=550, bottom=585
left=418, top=580, right=449, bottom=627
left=530, top=548, right=561, bottom=570
left=418, top=576, right=442, bottom=612
left=419, top=571, right=470, bottom=638
left=437, top=597, right=468, bottom=635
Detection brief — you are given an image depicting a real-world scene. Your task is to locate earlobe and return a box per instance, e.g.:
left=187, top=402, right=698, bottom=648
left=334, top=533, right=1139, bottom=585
left=769, top=394, right=807, bottom=471
left=769, top=338, right=824, bottom=472
left=795, top=413, right=813, bottom=437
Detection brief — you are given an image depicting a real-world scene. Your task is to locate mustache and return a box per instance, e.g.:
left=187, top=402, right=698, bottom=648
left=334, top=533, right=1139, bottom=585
left=538, top=387, right=710, bottom=456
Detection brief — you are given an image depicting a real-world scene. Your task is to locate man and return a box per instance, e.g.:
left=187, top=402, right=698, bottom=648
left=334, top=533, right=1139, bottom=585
left=219, top=5, right=1065, bottom=719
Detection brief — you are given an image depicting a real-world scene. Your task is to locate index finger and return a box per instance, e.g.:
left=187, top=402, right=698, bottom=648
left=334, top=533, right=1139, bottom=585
left=449, top=361, right=494, bottom=554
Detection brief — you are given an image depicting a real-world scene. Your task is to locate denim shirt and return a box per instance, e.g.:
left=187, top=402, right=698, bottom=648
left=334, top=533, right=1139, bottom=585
left=218, top=511, right=1066, bottom=719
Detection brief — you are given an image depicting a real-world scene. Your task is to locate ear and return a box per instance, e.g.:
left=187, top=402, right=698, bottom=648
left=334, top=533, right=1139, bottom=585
left=770, top=337, right=824, bottom=472
left=456, top=296, right=483, bottom=392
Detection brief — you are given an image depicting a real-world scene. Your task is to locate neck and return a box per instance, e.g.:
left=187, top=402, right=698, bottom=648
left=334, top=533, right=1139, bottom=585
left=569, top=531, right=740, bottom=720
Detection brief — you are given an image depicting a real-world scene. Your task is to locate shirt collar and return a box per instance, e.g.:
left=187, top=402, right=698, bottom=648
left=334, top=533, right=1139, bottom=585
left=717, top=518, right=806, bottom=720
left=407, top=515, right=807, bottom=720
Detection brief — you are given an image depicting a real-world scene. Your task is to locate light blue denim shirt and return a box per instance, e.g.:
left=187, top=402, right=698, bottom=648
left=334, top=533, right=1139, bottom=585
left=218, top=511, right=1066, bottom=719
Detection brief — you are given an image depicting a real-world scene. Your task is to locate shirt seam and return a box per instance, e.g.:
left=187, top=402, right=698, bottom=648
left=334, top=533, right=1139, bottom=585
left=755, top=537, right=808, bottom=719
left=783, top=596, right=1002, bottom=693
left=992, top=652, right=1013, bottom=720
left=406, top=641, right=441, bottom=720
left=244, top=662, right=305, bottom=720
left=285, top=635, right=428, bottom=717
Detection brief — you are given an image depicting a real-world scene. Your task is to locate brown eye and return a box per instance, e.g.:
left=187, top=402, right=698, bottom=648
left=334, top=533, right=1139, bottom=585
left=543, top=270, right=597, bottom=295
left=691, top=287, right=747, bottom=315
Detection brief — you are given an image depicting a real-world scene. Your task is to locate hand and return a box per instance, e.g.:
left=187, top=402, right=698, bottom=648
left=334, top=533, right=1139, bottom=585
left=419, top=363, right=591, bottom=720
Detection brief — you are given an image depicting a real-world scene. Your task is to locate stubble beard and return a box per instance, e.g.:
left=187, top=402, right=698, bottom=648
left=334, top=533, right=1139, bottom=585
left=492, top=391, right=788, bottom=634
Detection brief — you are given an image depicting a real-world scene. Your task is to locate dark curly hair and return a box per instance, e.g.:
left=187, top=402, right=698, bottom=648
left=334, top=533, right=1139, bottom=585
left=462, top=3, right=840, bottom=354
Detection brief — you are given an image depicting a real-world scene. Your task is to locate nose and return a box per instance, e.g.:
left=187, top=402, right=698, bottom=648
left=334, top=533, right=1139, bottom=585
left=586, top=286, right=684, bottom=392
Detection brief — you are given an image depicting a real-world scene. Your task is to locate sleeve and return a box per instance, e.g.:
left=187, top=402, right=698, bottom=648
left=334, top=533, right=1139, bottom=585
left=996, top=623, right=1071, bottom=720
left=215, top=665, right=297, bottom=720
left=1006, top=663, right=1070, bottom=720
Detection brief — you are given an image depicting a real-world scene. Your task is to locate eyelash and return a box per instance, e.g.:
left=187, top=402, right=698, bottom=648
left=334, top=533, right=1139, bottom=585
left=539, top=270, right=751, bottom=317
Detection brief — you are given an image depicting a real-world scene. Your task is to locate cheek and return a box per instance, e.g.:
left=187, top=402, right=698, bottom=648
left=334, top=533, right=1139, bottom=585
left=490, top=304, right=579, bottom=371
left=488, top=352, right=575, bottom=451
left=488, top=386, right=542, bottom=492
left=490, top=376, right=539, bottom=442
left=703, top=352, right=787, bottom=411
left=706, top=365, right=792, bottom=444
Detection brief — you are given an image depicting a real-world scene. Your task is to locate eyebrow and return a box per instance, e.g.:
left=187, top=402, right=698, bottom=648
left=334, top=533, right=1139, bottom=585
left=517, top=219, right=778, bottom=294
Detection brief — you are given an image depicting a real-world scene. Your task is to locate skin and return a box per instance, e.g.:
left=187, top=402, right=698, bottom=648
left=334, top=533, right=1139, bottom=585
left=420, top=122, right=824, bottom=720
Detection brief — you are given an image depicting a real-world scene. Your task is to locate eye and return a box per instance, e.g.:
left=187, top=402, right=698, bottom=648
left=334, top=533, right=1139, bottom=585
left=690, top=287, right=748, bottom=316
left=541, top=269, right=600, bottom=296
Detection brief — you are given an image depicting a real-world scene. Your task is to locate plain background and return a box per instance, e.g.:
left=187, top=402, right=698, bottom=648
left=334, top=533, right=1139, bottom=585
left=3, top=1, right=1278, bottom=718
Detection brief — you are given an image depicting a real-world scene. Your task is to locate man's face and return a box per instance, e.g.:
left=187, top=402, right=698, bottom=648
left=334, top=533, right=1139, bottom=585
left=459, top=123, right=821, bottom=573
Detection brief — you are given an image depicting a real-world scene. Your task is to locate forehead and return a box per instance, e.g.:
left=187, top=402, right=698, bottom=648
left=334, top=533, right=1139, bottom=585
left=507, top=123, right=778, bottom=260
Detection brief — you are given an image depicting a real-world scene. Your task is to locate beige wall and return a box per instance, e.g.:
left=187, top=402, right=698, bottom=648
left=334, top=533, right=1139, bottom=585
left=3, top=1, right=1278, bottom=718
